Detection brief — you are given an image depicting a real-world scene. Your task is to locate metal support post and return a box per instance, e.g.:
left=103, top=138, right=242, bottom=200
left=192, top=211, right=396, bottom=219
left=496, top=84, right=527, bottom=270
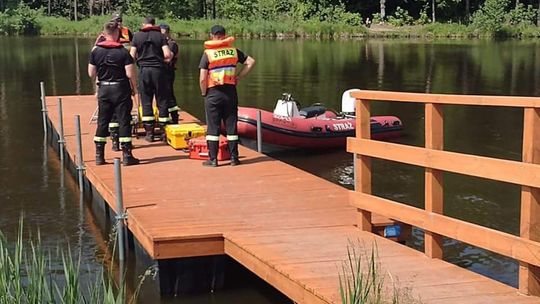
left=57, top=98, right=65, bottom=162
left=40, top=82, right=48, bottom=135
left=114, top=158, right=126, bottom=295
left=74, top=115, right=85, bottom=193
left=256, top=110, right=262, bottom=153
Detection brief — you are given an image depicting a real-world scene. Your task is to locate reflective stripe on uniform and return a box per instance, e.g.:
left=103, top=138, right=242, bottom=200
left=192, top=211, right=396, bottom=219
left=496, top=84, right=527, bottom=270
left=158, top=117, right=171, bottom=123
left=206, top=135, right=220, bottom=141
left=119, top=137, right=132, bottom=143
left=93, top=136, right=107, bottom=142
left=226, top=135, right=239, bottom=141
left=108, top=122, right=120, bottom=128
left=142, top=116, right=155, bottom=122
left=168, top=106, right=180, bottom=112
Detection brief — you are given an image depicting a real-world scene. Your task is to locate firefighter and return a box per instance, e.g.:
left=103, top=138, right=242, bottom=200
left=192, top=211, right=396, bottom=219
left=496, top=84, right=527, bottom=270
left=130, top=16, right=172, bottom=142
left=160, top=23, right=180, bottom=124
left=93, top=13, right=134, bottom=151
left=88, top=21, right=139, bottom=166
left=199, top=25, right=255, bottom=167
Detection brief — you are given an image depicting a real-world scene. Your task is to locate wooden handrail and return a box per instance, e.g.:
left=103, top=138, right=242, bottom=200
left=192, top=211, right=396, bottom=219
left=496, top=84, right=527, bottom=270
left=348, top=90, right=540, bottom=296
left=347, top=138, right=540, bottom=188
left=349, top=192, right=540, bottom=267
left=351, top=90, right=540, bottom=108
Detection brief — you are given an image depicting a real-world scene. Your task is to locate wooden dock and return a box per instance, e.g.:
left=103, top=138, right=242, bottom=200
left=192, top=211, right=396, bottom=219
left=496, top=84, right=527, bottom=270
left=45, top=95, right=540, bottom=303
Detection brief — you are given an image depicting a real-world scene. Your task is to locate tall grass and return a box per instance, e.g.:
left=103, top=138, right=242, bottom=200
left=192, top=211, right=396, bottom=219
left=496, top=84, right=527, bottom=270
left=338, top=241, right=422, bottom=304
left=0, top=218, right=147, bottom=303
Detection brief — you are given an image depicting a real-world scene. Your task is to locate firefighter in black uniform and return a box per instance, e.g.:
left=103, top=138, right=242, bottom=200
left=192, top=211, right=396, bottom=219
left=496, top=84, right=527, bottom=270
left=93, top=13, right=134, bottom=152
left=199, top=25, right=256, bottom=167
left=160, top=23, right=180, bottom=124
left=88, top=21, right=139, bottom=166
left=130, top=16, right=171, bottom=142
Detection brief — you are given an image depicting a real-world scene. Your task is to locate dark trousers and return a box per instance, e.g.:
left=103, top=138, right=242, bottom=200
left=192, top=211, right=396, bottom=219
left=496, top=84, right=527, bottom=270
left=164, top=67, right=177, bottom=111
left=138, top=66, right=168, bottom=124
left=95, top=83, right=132, bottom=141
left=204, top=86, right=239, bottom=159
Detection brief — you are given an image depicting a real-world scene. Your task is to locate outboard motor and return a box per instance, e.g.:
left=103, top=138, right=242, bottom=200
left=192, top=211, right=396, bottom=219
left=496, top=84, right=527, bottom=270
left=273, top=93, right=300, bottom=117
left=341, top=89, right=361, bottom=116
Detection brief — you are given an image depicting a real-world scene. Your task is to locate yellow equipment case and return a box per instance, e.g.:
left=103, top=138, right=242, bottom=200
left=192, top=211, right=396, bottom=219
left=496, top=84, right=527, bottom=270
left=165, top=123, right=206, bottom=149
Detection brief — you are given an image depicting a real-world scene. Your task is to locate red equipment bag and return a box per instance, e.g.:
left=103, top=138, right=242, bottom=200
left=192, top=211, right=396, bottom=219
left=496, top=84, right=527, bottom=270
left=188, top=136, right=231, bottom=161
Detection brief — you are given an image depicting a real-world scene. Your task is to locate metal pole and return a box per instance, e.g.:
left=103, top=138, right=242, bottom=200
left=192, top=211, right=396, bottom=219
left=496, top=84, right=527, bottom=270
left=74, top=115, right=84, bottom=193
left=40, top=82, right=48, bottom=134
left=57, top=98, right=65, bottom=162
left=256, top=110, right=262, bottom=153
left=114, top=157, right=126, bottom=295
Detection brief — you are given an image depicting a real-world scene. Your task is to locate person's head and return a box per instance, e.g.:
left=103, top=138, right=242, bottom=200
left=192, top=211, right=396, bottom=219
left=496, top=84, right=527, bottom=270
left=142, top=16, right=155, bottom=27
left=159, top=23, right=170, bottom=35
left=210, top=25, right=226, bottom=40
left=103, top=21, right=119, bottom=41
left=111, top=12, right=122, bottom=25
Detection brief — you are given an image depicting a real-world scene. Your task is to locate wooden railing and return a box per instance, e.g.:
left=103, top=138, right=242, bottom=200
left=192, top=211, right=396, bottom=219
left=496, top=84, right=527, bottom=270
left=346, top=90, right=540, bottom=296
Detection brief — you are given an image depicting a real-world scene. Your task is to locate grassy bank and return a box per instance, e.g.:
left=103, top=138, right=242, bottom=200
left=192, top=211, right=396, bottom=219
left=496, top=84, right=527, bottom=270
left=37, top=15, right=368, bottom=39
left=33, top=16, right=540, bottom=39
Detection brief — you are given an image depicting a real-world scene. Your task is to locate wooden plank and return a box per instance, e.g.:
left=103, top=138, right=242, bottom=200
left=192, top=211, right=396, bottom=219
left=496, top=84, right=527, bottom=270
left=354, top=99, right=372, bottom=231
left=347, top=138, right=540, bottom=188
left=224, top=238, right=329, bottom=304
left=425, top=103, right=444, bottom=259
left=350, top=90, right=540, bottom=108
left=520, top=108, right=540, bottom=295
left=154, top=236, right=224, bottom=259
left=349, top=191, right=540, bottom=267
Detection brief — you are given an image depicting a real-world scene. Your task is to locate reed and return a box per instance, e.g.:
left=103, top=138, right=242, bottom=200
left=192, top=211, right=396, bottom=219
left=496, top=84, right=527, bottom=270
left=0, top=218, right=147, bottom=303
left=338, top=241, right=422, bottom=304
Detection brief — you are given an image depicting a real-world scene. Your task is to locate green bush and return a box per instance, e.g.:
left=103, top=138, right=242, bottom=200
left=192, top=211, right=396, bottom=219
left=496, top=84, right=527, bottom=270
left=388, top=6, right=414, bottom=27
left=0, top=2, right=41, bottom=35
left=472, top=0, right=510, bottom=34
left=506, top=3, right=537, bottom=26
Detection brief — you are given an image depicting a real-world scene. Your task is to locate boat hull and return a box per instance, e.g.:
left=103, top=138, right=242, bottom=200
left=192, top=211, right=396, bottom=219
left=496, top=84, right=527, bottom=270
left=237, top=107, right=403, bottom=149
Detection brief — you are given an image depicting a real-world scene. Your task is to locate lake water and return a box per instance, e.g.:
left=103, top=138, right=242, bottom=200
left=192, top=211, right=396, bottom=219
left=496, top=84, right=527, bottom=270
left=1, top=36, right=539, bottom=301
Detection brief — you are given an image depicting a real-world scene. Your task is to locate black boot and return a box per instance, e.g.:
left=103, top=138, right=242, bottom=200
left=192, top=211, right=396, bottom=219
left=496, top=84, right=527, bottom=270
left=203, top=140, right=219, bottom=167
left=228, top=140, right=240, bottom=166
left=170, top=111, right=179, bottom=124
left=110, top=128, right=120, bottom=151
left=144, top=123, right=154, bottom=143
left=95, top=142, right=106, bottom=165
left=121, top=142, right=140, bottom=166
left=158, top=123, right=168, bottom=143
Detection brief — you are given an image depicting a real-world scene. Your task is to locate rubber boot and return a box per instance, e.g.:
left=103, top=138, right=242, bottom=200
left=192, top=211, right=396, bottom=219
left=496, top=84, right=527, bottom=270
left=202, top=140, right=219, bottom=167
left=95, top=142, right=106, bottom=165
left=170, top=111, right=179, bottom=124
left=144, top=123, right=154, bottom=143
left=121, top=142, right=140, bottom=166
left=228, top=140, right=240, bottom=166
left=110, top=127, right=120, bottom=151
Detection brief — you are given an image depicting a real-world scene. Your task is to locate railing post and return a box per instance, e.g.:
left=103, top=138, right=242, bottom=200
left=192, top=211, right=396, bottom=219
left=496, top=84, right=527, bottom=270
left=519, top=107, right=540, bottom=296
left=74, top=115, right=85, bottom=193
left=114, top=158, right=126, bottom=301
left=256, top=110, right=262, bottom=153
left=355, top=98, right=372, bottom=231
left=425, top=103, right=444, bottom=259
left=40, top=81, right=48, bottom=134
left=57, top=98, right=65, bottom=162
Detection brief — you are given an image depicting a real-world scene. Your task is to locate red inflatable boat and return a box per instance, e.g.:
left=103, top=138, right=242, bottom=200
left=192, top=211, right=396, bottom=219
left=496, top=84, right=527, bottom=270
left=237, top=93, right=403, bottom=149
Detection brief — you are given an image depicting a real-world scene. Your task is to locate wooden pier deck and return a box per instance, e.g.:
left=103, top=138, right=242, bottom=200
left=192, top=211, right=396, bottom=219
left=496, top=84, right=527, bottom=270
left=45, top=95, right=540, bottom=303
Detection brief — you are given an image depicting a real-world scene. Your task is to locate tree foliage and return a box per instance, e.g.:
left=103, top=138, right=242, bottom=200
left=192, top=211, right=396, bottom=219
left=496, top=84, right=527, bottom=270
left=1, top=0, right=540, bottom=36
